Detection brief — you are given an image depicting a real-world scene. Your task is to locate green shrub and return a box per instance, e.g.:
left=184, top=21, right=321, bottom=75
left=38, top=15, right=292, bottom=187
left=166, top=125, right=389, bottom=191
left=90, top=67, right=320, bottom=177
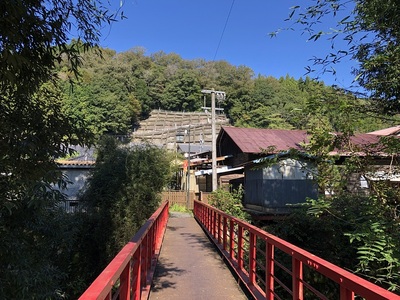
left=209, top=185, right=250, bottom=221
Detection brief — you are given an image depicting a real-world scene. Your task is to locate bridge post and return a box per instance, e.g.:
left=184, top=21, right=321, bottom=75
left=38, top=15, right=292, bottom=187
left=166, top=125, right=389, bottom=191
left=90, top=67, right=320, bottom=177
left=140, top=244, right=147, bottom=291
left=211, top=210, right=216, bottom=236
left=292, top=257, right=304, bottom=300
left=340, top=286, right=354, bottom=300
left=229, top=219, right=234, bottom=260
left=217, top=213, right=222, bottom=244
left=249, top=232, right=257, bottom=285
left=238, top=226, right=244, bottom=270
left=119, top=261, right=131, bottom=300
left=223, top=216, right=228, bottom=250
left=266, top=242, right=275, bottom=299
left=132, top=251, right=141, bottom=300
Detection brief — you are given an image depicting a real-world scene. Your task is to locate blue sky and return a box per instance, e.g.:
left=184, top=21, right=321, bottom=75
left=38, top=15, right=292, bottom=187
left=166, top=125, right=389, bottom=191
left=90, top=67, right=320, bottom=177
left=99, top=0, right=356, bottom=89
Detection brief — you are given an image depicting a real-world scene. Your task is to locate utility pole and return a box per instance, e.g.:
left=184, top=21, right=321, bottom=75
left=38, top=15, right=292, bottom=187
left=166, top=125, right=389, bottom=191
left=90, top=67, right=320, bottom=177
left=175, top=128, right=191, bottom=208
left=211, top=89, right=217, bottom=191
left=186, top=127, right=191, bottom=209
left=201, top=89, right=226, bottom=191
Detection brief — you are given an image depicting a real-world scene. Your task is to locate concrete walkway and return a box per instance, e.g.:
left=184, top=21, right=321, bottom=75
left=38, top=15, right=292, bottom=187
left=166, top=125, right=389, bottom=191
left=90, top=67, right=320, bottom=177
left=149, top=212, right=249, bottom=300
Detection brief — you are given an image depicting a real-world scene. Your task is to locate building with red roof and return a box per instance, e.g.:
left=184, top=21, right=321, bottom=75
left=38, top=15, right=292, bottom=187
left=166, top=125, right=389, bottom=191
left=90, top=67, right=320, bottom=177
left=215, top=126, right=398, bottom=215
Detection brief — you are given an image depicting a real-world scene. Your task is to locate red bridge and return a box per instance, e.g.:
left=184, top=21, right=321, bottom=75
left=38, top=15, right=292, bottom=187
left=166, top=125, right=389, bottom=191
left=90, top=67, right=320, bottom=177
left=79, top=201, right=400, bottom=300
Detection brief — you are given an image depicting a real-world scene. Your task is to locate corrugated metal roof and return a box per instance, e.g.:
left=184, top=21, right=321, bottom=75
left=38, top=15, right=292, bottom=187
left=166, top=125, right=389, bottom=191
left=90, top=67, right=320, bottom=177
left=348, top=133, right=382, bottom=145
left=220, top=126, right=309, bottom=154
left=68, top=145, right=96, bottom=161
left=177, top=144, right=211, bottom=154
left=57, top=160, right=96, bottom=167
left=220, top=126, right=387, bottom=156
left=329, top=133, right=385, bottom=155
left=367, top=125, right=400, bottom=136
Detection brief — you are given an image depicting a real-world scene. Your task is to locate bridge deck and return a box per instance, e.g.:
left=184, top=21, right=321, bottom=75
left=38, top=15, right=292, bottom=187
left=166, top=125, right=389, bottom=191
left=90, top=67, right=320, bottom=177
left=149, top=212, right=248, bottom=300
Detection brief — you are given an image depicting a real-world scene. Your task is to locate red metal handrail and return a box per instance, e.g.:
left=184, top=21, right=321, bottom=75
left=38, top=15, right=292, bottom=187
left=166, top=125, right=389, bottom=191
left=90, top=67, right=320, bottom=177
left=193, top=200, right=400, bottom=300
left=79, top=201, right=169, bottom=300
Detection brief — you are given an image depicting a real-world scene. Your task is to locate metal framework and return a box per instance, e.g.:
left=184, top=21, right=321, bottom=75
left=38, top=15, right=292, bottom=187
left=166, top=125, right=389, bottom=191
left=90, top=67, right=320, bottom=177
left=79, top=201, right=169, bottom=300
left=193, top=200, right=400, bottom=300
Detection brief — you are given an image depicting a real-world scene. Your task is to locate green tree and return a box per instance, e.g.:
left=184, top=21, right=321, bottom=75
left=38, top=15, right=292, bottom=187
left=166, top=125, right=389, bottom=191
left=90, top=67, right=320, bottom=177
left=247, top=75, right=306, bottom=129
left=0, top=82, right=87, bottom=212
left=74, top=137, right=172, bottom=292
left=161, top=70, right=202, bottom=111
left=0, top=0, right=121, bottom=209
left=0, top=0, right=122, bottom=298
left=276, top=0, right=400, bottom=115
left=0, top=198, right=84, bottom=299
left=61, top=49, right=141, bottom=138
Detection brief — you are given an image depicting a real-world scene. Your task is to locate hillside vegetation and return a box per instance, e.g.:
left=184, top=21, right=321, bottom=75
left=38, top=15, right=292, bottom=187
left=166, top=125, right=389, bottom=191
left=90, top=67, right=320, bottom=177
left=58, top=46, right=396, bottom=140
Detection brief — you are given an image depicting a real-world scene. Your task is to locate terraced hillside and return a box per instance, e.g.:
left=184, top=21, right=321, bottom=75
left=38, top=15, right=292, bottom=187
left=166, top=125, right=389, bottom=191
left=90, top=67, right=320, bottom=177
left=131, top=110, right=230, bottom=148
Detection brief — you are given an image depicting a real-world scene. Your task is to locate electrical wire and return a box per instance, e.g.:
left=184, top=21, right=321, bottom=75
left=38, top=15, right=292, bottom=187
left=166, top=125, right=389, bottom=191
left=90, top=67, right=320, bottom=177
left=213, top=0, right=236, bottom=61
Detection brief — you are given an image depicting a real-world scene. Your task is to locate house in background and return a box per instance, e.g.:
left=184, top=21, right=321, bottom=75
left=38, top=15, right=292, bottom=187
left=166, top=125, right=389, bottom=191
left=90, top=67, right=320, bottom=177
left=217, top=127, right=316, bottom=214
left=56, top=146, right=95, bottom=212
left=217, top=126, right=394, bottom=215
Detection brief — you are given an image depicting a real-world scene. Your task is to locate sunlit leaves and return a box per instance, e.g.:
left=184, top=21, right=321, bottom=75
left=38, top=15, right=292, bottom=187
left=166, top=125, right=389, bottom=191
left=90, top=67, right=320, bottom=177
left=277, top=0, right=400, bottom=113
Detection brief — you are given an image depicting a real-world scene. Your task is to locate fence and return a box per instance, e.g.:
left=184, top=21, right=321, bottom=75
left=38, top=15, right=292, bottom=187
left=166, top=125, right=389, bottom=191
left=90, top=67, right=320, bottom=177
left=161, top=190, right=211, bottom=209
left=79, top=201, right=169, bottom=300
left=193, top=200, right=400, bottom=300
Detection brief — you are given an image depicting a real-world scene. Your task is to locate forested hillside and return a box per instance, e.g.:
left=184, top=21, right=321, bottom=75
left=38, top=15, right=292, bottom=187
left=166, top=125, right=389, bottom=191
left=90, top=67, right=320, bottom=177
left=59, top=46, right=395, bottom=139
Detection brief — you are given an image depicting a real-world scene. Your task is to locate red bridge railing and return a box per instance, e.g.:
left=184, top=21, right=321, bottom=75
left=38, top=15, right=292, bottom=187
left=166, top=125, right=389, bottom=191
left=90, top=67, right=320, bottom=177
left=79, top=201, right=169, bottom=300
left=193, top=200, right=400, bottom=300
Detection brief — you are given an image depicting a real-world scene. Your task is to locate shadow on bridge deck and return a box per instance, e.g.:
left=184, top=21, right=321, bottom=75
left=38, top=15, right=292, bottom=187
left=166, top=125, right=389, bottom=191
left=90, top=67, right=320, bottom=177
left=149, top=212, right=249, bottom=300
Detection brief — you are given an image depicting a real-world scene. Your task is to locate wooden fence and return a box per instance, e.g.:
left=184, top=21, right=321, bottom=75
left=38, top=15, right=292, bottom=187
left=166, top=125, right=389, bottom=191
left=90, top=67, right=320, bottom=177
left=161, top=190, right=211, bottom=209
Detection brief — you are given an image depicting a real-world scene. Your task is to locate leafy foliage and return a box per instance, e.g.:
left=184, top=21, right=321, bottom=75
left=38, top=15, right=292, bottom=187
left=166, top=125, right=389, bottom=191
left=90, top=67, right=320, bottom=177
left=72, top=137, right=173, bottom=292
left=275, top=0, right=400, bottom=114
left=0, top=1, right=123, bottom=298
left=0, top=0, right=121, bottom=209
left=63, top=48, right=395, bottom=134
left=0, top=190, right=86, bottom=299
left=209, top=185, right=250, bottom=221
left=303, top=87, right=400, bottom=291
left=0, top=81, right=88, bottom=213
left=60, top=49, right=141, bottom=138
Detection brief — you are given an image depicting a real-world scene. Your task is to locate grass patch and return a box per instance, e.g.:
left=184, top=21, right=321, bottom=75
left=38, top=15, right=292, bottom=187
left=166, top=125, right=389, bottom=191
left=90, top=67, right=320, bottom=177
left=169, top=203, right=191, bottom=213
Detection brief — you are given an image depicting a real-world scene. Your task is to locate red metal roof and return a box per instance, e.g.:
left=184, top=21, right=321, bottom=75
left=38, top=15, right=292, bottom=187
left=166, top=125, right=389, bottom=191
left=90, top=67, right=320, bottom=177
left=348, top=133, right=382, bottom=145
left=330, top=133, right=385, bottom=155
left=220, top=126, right=309, bottom=154
left=220, top=126, right=387, bottom=156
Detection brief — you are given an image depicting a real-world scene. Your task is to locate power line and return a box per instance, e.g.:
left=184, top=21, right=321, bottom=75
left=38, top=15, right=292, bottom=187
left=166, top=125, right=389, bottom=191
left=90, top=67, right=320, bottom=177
left=213, top=0, right=236, bottom=61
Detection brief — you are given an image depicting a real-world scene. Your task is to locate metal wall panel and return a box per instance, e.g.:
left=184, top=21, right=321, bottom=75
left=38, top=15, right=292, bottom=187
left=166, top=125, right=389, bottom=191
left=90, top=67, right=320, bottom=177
left=245, top=178, right=318, bottom=213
